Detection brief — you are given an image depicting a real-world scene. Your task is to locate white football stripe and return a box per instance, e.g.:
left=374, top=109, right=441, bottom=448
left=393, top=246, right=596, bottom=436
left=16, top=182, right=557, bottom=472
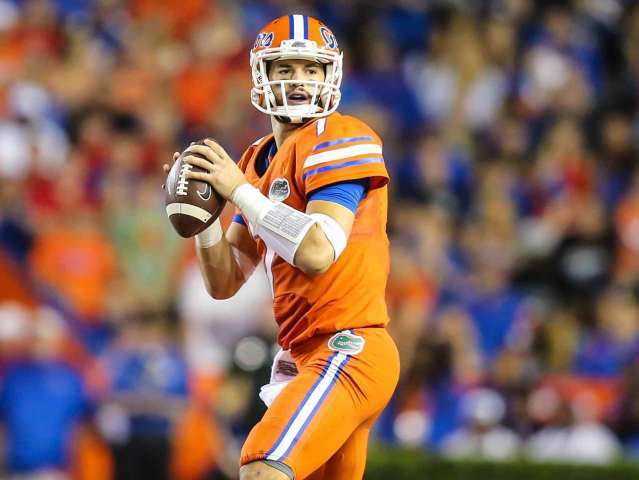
left=166, top=203, right=212, bottom=223
left=293, top=15, right=304, bottom=40
left=303, top=144, right=382, bottom=168
left=267, top=352, right=348, bottom=461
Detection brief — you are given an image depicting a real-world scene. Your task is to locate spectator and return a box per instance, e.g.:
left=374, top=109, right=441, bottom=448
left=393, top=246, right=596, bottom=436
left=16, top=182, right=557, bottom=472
left=0, top=306, right=93, bottom=477
left=177, top=259, right=273, bottom=377
left=614, top=173, right=639, bottom=281
left=442, top=388, right=520, bottom=460
left=572, top=286, right=639, bottom=377
left=525, top=386, right=621, bottom=464
left=28, top=159, right=116, bottom=331
left=611, top=359, right=639, bottom=457
left=96, top=311, right=189, bottom=480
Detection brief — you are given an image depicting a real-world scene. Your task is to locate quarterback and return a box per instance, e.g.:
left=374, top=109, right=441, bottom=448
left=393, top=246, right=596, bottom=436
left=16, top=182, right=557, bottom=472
left=167, top=15, right=399, bottom=480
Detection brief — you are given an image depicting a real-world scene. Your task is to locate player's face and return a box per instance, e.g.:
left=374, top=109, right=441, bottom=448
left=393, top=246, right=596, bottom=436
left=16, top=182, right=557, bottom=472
left=268, top=59, right=326, bottom=106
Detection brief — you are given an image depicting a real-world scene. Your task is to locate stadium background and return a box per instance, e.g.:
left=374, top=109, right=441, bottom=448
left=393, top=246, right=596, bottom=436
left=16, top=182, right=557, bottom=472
left=2, top=0, right=639, bottom=478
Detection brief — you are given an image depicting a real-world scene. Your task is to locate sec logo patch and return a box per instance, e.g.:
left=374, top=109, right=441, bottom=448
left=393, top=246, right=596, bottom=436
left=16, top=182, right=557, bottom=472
left=269, top=178, right=290, bottom=202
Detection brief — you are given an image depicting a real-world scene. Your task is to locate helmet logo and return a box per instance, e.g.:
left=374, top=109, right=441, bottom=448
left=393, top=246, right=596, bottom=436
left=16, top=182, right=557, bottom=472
left=320, top=27, right=337, bottom=49
left=254, top=32, right=274, bottom=49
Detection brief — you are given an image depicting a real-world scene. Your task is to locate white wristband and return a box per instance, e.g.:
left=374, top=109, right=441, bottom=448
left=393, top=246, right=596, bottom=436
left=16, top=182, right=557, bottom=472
left=232, top=183, right=274, bottom=233
left=232, top=183, right=316, bottom=265
left=195, top=219, right=223, bottom=248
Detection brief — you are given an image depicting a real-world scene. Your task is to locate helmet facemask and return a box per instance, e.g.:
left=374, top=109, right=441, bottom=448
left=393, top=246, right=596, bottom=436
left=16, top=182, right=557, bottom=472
left=250, top=40, right=343, bottom=124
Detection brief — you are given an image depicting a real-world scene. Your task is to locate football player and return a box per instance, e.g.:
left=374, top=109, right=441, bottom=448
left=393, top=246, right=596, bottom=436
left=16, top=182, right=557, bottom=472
left=165, top=15, right=399, bottom=480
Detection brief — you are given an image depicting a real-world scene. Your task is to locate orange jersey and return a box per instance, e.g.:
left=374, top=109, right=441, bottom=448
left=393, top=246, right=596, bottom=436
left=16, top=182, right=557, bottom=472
left=236, top=112, right=390, bottom=350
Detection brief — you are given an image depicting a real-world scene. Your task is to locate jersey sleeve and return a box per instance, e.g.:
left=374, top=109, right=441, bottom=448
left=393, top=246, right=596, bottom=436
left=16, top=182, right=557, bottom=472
left=307, top=180, right=367, bottom=212
left=298, top=116, right=389, bottom=195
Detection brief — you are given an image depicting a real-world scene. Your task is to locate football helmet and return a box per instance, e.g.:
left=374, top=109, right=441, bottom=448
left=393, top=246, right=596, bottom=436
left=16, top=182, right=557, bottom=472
left=250, top=15, right=343, bottom=123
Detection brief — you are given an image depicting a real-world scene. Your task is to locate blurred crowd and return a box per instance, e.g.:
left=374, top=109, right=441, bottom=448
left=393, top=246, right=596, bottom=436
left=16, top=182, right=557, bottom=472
left=2, top=0, right=639, bottom=478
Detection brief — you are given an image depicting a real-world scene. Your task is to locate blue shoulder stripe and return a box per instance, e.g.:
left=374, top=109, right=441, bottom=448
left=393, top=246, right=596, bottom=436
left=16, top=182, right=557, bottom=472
left=312, top=135, right=373, bottom=152
left=302, top=157, right=384, bottom=180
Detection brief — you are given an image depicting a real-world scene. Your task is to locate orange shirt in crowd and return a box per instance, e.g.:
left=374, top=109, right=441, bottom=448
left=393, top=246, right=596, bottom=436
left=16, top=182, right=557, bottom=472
left=130, top=0, right=208, bottom=34
left=173, top=62, right=229, bottom=126
left=29, top=225, right=116, bottom=321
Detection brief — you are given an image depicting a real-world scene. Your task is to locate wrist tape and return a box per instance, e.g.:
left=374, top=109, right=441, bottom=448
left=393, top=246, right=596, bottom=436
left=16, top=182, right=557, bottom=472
left=195, top=219, right=223, bottom=248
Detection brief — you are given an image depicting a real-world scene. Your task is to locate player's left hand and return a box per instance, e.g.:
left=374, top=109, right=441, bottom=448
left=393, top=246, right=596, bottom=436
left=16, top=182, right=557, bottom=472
left=183, top=139, right=249, bottom=201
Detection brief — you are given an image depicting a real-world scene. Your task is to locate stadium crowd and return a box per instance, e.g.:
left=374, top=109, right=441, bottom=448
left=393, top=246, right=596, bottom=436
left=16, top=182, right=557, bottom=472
left=2, top=0, right=639, bottom=478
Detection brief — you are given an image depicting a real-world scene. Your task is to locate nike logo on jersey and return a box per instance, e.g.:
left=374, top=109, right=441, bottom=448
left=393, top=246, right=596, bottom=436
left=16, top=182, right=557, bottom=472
left=197, top=183, right=212, bottom=201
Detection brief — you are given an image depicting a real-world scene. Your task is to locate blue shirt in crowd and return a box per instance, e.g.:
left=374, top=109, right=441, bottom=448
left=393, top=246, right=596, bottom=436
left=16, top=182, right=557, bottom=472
left=0, top=360, right=90, bottom=473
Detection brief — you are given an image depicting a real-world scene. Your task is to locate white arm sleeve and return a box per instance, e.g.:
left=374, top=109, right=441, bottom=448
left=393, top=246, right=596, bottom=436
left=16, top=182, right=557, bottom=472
left=231, top=183, right=347, bottom=265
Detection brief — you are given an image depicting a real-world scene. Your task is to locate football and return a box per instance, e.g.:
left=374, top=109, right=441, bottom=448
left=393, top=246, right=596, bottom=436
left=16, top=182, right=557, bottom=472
left=164, top=143, right=226, bottom=238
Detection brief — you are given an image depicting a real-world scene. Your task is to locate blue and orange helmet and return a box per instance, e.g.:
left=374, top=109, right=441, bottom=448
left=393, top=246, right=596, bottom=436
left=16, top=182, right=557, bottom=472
left=250, top=15, right=343, bottom=123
